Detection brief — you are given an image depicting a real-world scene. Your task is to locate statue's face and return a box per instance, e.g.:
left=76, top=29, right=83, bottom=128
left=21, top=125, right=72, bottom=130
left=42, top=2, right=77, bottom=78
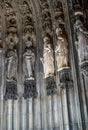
left=26, top=40, right=32, bottom=47
left=43, top=37, right=50, bottom=44
left=75, top=20, right=83, bottom=29
left=56, top=27, right=63, bottom=36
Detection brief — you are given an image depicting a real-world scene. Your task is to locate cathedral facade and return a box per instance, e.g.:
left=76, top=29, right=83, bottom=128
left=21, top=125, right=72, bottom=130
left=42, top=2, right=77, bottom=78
left=0, top=0, right=88, bottom=130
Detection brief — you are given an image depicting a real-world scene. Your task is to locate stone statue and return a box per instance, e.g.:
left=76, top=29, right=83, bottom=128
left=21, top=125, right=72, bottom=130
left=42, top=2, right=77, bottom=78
left=41, top=36, right=54, bottom=78
left=55, top=24, right=69, bottom=71
left=6, top=41, right=18, bottom=81
left=74, top=20, right=88, bottom=64
left=23, top=40, right=35, bottom=80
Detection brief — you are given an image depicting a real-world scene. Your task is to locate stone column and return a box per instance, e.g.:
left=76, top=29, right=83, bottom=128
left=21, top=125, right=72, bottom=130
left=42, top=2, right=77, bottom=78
left=41, top=79, right=48, bottom=130
left=6, top=100, right=13, bottom=130
left=13, top=100, right=19, bottom=130
left=61, top=89, right=70, bottom=130
left=52, top=94, right=59, bottom=130
left=22, top=98, right=27, bottom=130
left=46, top=96, right=53, bottom=130
left=67, top=88, right=78, bottom=130
left=57, top=91, right=64, bottom=130
left=0, top=49, right=4, bottom=130
left=80, top=74, right=88, bottom=130
left=33, top=73, right=41, bottom=130
left=27, top=98, right=33, bottom=130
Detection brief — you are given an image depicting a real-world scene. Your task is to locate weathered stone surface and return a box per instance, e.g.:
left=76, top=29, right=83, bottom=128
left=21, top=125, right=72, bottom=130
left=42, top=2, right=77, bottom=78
left=0, top=0, right=87, bottom=130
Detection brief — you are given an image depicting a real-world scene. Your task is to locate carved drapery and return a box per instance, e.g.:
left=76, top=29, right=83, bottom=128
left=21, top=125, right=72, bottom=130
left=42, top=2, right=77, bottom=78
left=73, top=4, right=88, bottom=76
left=40, top=0, right=57, bottom=95
left=53, top=1, right=73, bottom=88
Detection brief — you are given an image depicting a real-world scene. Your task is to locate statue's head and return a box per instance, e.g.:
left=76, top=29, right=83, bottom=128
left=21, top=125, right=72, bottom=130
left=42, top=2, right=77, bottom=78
left=75, top=20, right=83, bottom=29
left=43, top=33, right=51, bottom=45
left=43, top=36, right=50, bottom=44
left=56, top=24, right=65, bottom=37
left=26, top=37, right=32, bottom=47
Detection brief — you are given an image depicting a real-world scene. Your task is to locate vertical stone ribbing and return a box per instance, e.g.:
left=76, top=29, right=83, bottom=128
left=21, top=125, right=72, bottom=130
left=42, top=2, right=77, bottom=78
left=22, top=99, right=27, bottom=130
left=52, top=95, right=59, bottom=130
left=6, top=100, right=13, bottom=130
left=46, top=96, right=53, bottom=130
left=27, top=98, right=33, bottom=130
left=61, top=89, right=70, bottom=130
left=13, top=100, right=19, bottom=130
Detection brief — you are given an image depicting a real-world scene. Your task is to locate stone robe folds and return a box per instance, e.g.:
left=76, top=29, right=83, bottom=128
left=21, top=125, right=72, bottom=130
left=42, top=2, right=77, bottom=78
left=55, top=37, right=69, bottom=71
left=75, top=25, right=88, bottom=64
left=23, top=48, right=35, bottom=80
left=6, top=49, right=18, bottom=80
left=43, top=43, right=54, bottom=78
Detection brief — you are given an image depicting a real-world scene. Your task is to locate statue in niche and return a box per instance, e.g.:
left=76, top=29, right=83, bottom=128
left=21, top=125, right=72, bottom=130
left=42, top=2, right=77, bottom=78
left=74, top=19, right=88, bottom=64
left=6, top=39, right=18, bottom=81
left=55, top=24, right=69, bottom=71
left=41, top=35, right=54, bottom=78
left=41, top=35, right=56, bottom=95
left=23, top=39, right=38, bottom=98
left=23, top=39, right=35, bottom=80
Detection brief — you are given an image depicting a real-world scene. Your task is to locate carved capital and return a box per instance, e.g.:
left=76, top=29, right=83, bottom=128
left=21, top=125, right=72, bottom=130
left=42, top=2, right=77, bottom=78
left=58, top=69, right=73, bottom=88
left=4, top=80, right=18, bottom=100
left=46, top=76, right=57, bottom=95
left=23, top=79, right=38, bottom=99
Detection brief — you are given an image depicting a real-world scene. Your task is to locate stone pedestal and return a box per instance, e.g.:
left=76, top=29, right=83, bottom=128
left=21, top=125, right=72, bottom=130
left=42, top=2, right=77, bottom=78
left=46, top=76, right=57, bottom=95
left=23, top=80, right=38, bottom=99
left=4, top=80, right=18, bottom=100
left=58, top=69, right=73, bottom=88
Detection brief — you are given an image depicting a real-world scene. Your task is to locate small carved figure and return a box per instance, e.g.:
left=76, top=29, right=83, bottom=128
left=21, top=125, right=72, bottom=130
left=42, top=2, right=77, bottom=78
left=6, top=40, right=18, bottom=81
left=23, top=40, right=35, bottom=80
left=55, top=24, right=69, bottom=71
left=41, top=35, right=54, bottom=78
left=74, top=19, right=88, bottom=64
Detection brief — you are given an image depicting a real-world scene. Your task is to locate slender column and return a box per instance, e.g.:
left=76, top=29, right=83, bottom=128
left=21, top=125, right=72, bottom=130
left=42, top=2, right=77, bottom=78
left=41, top=80, right=48, bottom=130
left=52, top=95, right=59, bottom=130
left=80, top=74, right=88, bottom=130
left=56, top=73, right=64, bottom=130
left=61, top=89, right=70, bottom=130
left=6, top=100, right=13, bottom=130
left=13, top=100, right=19, bottom=130
left=46, top=96, right=53, bottom=130
left=0, top=49, right=4, bottom=130
left=34, top=73, right=41, bottom=130
left=67, top=88, right=78, bottom=130
left=22, top=98, right=27, bottom=130
left=27, top=98, right=33, bottom=130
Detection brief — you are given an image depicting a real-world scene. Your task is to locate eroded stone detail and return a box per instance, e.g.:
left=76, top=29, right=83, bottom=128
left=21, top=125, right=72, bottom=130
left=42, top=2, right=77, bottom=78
left=55, top=24, right=69, bottom=71
left=40, top=0, right=52, bottom=34
left=74, top=5, right=88, bottom=76
left=4, top=3, right=18, bottom=100
left=22, top=1, right=38, bottom=98
left=23, top=80, right=38, bottom=99
left=53, top=1, right=73, bottom=88
left=41, top=34, right=57, bottom=95
left=58, top=69, right=73, bottom=88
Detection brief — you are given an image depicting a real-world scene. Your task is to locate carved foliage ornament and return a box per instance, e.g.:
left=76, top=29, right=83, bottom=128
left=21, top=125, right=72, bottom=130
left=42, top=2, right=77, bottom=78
left=40, top=0, right=52, bottom=34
